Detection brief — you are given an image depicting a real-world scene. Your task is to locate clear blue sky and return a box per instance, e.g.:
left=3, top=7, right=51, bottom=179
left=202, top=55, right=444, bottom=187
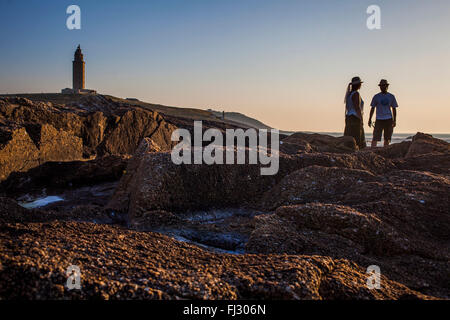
left=1, top=0, right=449, bottom=133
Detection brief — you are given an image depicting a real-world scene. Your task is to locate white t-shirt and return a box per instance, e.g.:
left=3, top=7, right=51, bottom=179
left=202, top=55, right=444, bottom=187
left=346, top=91, right=364, bottom=117
left=370, top=92, right=398, bottom=120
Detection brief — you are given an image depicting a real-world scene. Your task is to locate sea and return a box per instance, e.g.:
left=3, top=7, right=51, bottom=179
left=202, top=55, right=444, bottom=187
left=284, top=132, right=450, bottom=145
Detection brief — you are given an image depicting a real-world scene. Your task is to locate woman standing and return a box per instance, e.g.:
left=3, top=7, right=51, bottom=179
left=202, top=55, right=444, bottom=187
left=344, top=76, right=366, bottom=149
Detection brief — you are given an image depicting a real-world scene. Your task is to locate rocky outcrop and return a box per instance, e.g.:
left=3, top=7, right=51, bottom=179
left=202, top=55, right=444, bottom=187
left=259, top=165, right=450, bottom=211
left=109, top=151, right=395, bottom=218
left=80, top=111, right=108, bottom=155
left=245, top=165, right=450, bottom=298
left=1, top=92, right=449, bottom=301
left=27, top=123, right=83, bottom=162
left=256, top=165, right=450, bottom=254
left=259, top=166, right=377, bottom=210
left=1, top=155, right=128, bottom=195
left=104, top=132, right=450, bottom=298
left=247, top=203, right=414, bottom=255
left=245, top=202, right=450, bottom=298
left=394, top=153, right=450, bottom=174
left=105, top=138, right=163, bottom=216
left=0, top=125, right=39, bottom=181
left=0, top=221, right=432, bottom=300
left=0, top=96, right=177, bottom=181
left=371, top=141, right=412, bottom=159
left=280, top=132, right=357, bottom=154
left=368, top=133, right=450, bottom=174
left=107, top=150, right=280, bottom=219
left=107, top=140, right=396, bottom=225
left=406, top=132, right=450, bottom=158
left=99, top=109, right=176, bottom=156
left=0, top=123, right=83, bottom=181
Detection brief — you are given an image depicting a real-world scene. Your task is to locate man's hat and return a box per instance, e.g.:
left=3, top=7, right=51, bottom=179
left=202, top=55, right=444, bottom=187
left=350, top=76, right=363, bottom=85
left=379, top=79, right=390, bottom=86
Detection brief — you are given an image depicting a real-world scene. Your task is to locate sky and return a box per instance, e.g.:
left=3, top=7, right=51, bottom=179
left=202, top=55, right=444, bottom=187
left=0, top=0, right=449, bottom=133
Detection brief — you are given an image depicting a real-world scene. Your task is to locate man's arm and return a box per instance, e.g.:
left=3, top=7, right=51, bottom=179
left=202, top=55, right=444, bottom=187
left=368, top=107, right=375, bottom=127
left=351, top=92, right=363, bottom=122
left=391, top=95, right=398, bottom=127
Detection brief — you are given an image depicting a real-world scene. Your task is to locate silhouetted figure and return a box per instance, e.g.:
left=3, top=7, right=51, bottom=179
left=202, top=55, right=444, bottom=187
left=368, top=79, right=399, bottom=147
left=344, top=76, right=366, bottom=149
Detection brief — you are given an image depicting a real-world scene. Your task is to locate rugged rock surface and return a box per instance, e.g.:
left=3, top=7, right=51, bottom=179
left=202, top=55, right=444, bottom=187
left=245, top=203, right=450, bottom=298
left=394, top=153, right=450, bottom=174
left=99, top=109, right=177, bottom=156
left=280, top=132, right=357, bottom=154
left=0, top=221, right=432, bottom=300
left=0, top=125, right=39, bottom=181
left=371, top=141, right=412, bottom=159
left=104, top=132, right=450, bottom=299
left=27, top=123, right=83, bottom=161
left=107, top=150, right=279, bottom=218
left=0, top=123, right=83, bottom=181
left=1, top=155, right=128, bottom=195
left=246, top=164, right=450, bottom=297
left=107, top=146, right=396, bottom=224
left=259, top=166, right=450, bottom=212
left=0, top=197, right=113, bottom=225
left=406, top=132, right=450, bottom=158
left=0, top=96, right=177, bottom=181
left=0, top=93, right=449, bottom=300
left=370, top=133, right=450, bottom=174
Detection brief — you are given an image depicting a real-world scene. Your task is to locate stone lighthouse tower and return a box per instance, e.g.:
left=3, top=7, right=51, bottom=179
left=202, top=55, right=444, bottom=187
left=73, top=45, right=85, bottom=91
left=61, top=45, right=96, bottom=95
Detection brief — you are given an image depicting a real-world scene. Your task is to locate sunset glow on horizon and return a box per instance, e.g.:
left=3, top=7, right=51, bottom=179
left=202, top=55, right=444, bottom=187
left=1, top=0, right=449, bottom=133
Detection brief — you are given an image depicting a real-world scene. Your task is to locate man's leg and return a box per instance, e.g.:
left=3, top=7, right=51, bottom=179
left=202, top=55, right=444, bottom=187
left=372, top=120, right=382, bottom=148
left=383, top=119, right=394, bottom=147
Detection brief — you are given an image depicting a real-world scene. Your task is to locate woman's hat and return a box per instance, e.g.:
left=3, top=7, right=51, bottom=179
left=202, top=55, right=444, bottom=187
left=350, top=76, right=363, bottom=85
left=378, top=79, right=390, bottom=86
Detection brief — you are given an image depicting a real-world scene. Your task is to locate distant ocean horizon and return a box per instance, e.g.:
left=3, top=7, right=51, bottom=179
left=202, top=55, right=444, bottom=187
left=323, top=132, right=450, bottom=144
left=282, top=132, right=450, bottom=144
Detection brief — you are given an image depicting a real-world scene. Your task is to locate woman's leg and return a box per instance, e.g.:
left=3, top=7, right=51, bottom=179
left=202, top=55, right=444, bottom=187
left=383, top=119, right=394, bottom=147
left=360, top=125, right=367, bottom=149
left=344, top=116, right=361, bottom=148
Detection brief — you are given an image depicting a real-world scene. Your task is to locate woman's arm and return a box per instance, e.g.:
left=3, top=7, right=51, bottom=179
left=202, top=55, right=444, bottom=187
left=352, top=92, right=363, bottom=121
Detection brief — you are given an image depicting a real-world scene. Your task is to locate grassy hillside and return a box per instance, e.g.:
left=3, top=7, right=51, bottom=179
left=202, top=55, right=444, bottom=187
left=208, top=110, right=272, bottom=130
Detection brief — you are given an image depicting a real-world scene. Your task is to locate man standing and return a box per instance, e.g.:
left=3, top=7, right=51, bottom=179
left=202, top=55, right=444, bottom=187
left=368, top=79, right=398, bottom=147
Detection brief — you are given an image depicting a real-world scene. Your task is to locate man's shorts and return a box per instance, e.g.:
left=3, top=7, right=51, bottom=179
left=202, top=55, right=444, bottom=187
left=373, top=119, right=394, bottom=142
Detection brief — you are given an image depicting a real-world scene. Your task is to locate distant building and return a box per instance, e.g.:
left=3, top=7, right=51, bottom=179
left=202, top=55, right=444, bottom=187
left=62, top=45, right=97, bottom=95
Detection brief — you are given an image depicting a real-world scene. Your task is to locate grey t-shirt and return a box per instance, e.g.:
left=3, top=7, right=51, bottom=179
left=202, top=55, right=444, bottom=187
left=370, top=92, right=398, bottom=120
